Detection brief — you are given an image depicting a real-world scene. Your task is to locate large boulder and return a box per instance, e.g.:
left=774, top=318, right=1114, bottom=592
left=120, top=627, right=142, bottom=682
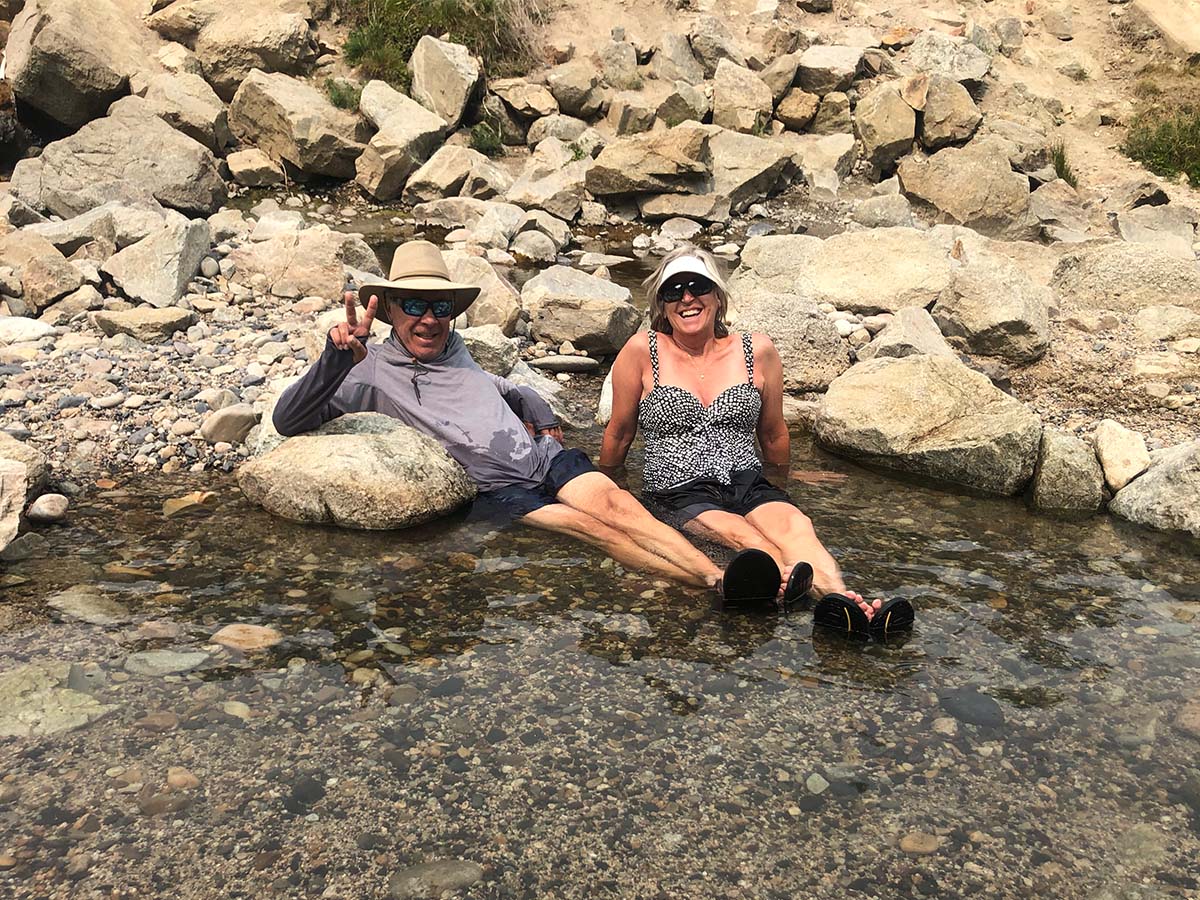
left=238, top=413, right=476, bottom=529
left=1109, top=440, right=1200, bottom=537
left=506, top=139, right=591, bottom=221
left=731, top=228, right=951, bottom=314
left=854, top=82, right=915, bottom=173
left=689, top=15, right=746, bottom=77
left=815, top=355, right=1042, bottom=495
left=90, top=306, right=196, bottom=342
left=545, top=61, right=603, bottom=118
left=701, top=130, right=797, bottom=215
left=521, top=266, right=640, bottom=355
left=193, top=7, right=318, bottom=100
left=9, top=108, right=226, bottom=219
left=732, top=291, right=850, bottom=391
left=458, top=324, right=518, bottom=376
left=402, top=145, right=491, bottom=205
left=5, top=0, right=156, bottom=128
left=229, top=70, right=364, bottom=180
left=920, top=75, right=982, bottom=150
left=932, top=255, right=1051, bottom=362
left=586, top=124, right=712, bottom=196
left=443, top=250, right=522, bottom=336
left=0, top=431, right=50, bottom=501
left=1030, top=427, right=1105, bottom=514
left=651, top=33, right=706, bottom=85
left=1051, top=242, right=1200, bottom=311
left=0, top=230, right=82, bottom=312
left=796, top=45, right=863, bottom=95
left=354, top=81, right=447, bottom=201
left=897, top=138, right=1034, bottom=240
left=907, top=31, right=992, bottom=83
left=226, top=226, right=382, bottom=300
left=409, top=36, right=482, bottom=130
left=100, top=212, right=210, bottom=308
left=857, top=307, right=956, bottom=361
left=711, top=59, right=772, bottom=134
left=142, top=72, right=232, bottom=152
left=779, top=132, right=859, bottom=194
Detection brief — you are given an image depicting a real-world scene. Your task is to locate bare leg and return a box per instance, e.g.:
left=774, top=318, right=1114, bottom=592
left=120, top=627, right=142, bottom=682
left=683, top=510, right=786, bottom=573
left=554, top=472, right=722, bottom=589
left=521, top=502, right=700, bottom=584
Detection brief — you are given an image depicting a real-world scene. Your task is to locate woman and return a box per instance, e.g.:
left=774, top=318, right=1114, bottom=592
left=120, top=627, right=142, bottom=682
left=600, top=245, right=888, bottom=626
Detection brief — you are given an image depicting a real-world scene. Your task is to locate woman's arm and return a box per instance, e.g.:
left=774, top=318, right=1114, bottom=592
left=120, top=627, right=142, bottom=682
left=754, top=333, right=790, bottom=467
left=598, top=333, right=649, bottom=474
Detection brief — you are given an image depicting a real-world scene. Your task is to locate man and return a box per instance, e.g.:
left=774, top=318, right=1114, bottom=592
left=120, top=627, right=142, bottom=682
left=273, top=240, right=724, bottom=590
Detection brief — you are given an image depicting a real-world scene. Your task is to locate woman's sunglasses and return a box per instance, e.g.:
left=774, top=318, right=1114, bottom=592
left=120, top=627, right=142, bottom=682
left=659, top=276, right=715, bottom=303
left=390, top=296, right=454, bottom=318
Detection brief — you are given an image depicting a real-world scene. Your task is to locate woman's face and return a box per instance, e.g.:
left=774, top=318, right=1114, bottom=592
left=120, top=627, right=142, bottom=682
left=661, top=274, right=718, bottom=338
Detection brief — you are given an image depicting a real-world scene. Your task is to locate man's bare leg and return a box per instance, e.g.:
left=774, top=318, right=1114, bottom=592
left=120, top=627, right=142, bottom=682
left=554, top=472, right=722, bottom=588
left=521, top=503, right=700, bottom=585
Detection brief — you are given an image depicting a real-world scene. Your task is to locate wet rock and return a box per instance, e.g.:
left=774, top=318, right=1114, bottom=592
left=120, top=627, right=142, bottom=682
left=521, top=266, right=639, bottom=355
left=907, top=31, right=992, bottom=83
left=1110, top=440, right=1200, bottom=537
left=239, top=413, right=476, bottom=529
left=91, top=307, right=196, bottom=343
left=1093, top=419, right=1151, bottom=493
left=932, top=254, right=1051, bottom=362
left=1052, top=242, right=1200, bottom=312
left=283, top=774, right=326, bottom=813
left=1031, top=428, right=1105, bottom=514
left=857, top=307, right=954, bottom=361
left=410, top=36, right=482, bottom=130
left=124, top=650, right=210, bottom=676
left=733, top=291, right=849, bottom=391
left=229, top=71, right=364, bottom=181
left=388, top=860, right=484, bottom=899
left=816, top=355, right=1042, bottom=495
left=47, top=586, right=129, bottom=625
left=712, top=60, right=772, bottom=134
left=212, top=623, right=283, bottom=652
left=939, top=687, right=1005, bottom=728
left=0, top=661, right=116, bottom=738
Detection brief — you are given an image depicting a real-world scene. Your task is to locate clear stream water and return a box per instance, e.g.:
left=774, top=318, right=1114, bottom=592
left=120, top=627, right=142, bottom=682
left=1, top=426, right=1199, bottom=899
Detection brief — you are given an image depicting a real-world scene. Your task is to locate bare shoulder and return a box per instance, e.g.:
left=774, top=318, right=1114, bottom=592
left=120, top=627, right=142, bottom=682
left=748, top=332, right=780, bottom=359
left=615, top=330, right=651, bottom=362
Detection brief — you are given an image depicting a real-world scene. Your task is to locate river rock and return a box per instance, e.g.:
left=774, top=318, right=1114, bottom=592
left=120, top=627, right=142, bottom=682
left=125, top=650, right=210, bottom=677
left=732, top=228, right=951, bottom=314
left=586, top=124, right=711, bottom=196
left=227, top=226, right=381, bottom=300
left=212, top=623, right=282, bottom=652
left=0, top=432, right=49, bottom=501
left=522, top=266, right=639, bottom=355
left=815, top=355, right=1042, bottom=495
left=712, top=59, right=772, bottom=133
left=101, top=213, right=210, bottom=308
left=227, top=149, right=285, bottom=187
left=689, top=15, right=746, bottom=77
left=1110, top=440, right=1200, bottom=537
left=510, top=230, right=557, bottom=262
left=0, top=661, right=116, bottom=738
left=388, top=860, right=484, bottom=900
left=920, top=75, right=982, bottom=150
left=1093, top=419, right=1151, bottom=492
left=410, top=35, right=482, bottom=130
left=1053, top=242, right=1200, bottom=312
left=932, top=255, right=1051, bottom=362
left=403, top=146, right=485, bottom=204
left=506, top=139, right=590, bottom=221
left=91, top=307, right=195, bottom=343
left=443, top=250, right=522, bottom=336
left=852, top=193, right=914, bottom=228
left=5, top=0, right=155, bottom=128
left=651, top=33, right=706, bottom=85
left=239, top=413, right=476, bottom=529
left=26, top=493, right=68, bottom=524
left=854, top=82, right=915, bottom=173
left=200, top=404, right=259, bottom=444
left=898, top=138, right=1033, bottom=240
left=193, top=6, right=318, bottom=100
left=545, top=61, right=603, bottom=118
left=529, top=354, right=600, bottom=374
left=939, top=686, right=1005, bottom=729
left=459, top=324, right=518, bottom=376
left=142, top=72, right=231, bottom=152
left=0, top=317, right=55, bottom=345
left=1031, top=427, right=1105, bottom=513
left=0, top=459, right=23, bottom=553
left=797, top=45, right=863, bottom=95
left=230, top=71, right=364, bottom=180
left=733, top=291, right=850, bottom=391
left=47, top=586, right=130, bottom=625
left=907, top=31, right=992, bottom=83
left=857, top=307, right=954, bottom=361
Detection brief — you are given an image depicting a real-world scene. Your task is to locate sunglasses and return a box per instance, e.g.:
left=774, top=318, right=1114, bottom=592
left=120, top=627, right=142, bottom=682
left=390, top=296, right=454, bottom=318
left=659, top=276, right=715, bottom=303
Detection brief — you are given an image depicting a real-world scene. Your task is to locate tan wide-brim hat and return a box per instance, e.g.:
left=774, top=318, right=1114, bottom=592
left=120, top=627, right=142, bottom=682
left=358, top=240, right=481, bottom=324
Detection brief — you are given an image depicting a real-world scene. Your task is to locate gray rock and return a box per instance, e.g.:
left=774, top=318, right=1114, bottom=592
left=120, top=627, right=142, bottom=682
left=600, top=39, right=640, bottom=90
left=506, top=140, right=591, bottom=221
left=193, top=6, right=318, bottom=100
left=403, top=146, right=489, bottom=204
left=586, top=124, right=711, bottom=196
left=443, top=250, right=522, bottom=336
left=854, top=82, right=915, bottom=172
left=797, top=45, right=863, bottom=95
left=816, top=354, right=1042, bottom=495
left=1029, top=180, right=1089, bottom=239
left=734, top=292, right=850, bottom=391
left=522, top=266, right=639, bottom=355
left=142, top=72, right=231, bottom=152
left=545, top=61, right=603, bottom=118
left=689, top=15, right=746, bottom=77
left=1134, top=305, right=1200, bottom=342
left=907, top=31, right=992, bottom=83
left=651, top=33, right=706, bottom=85
left=920, top=75, right=982, bottom=150
left=101, top=214, right=211, bottom=309
left=851, top=194, right=914, bottom=228
left=1093, top=419, right=1151, bottom=493
left=90, top=306, right=196, bottom=342
left=410, top=35, right=482, bottom=130
left=712, top=59, right=772, bottom=134
left=759, top=52, right=803, bottom=106
left=124, top=650, right=210, bottom=677
left=517, top=211, right=572, bottom=250
left=779, top=132, right=858, bottom=194
left=657, top=81, right=710, bottom=127
left=1051, top=242, right=1200, bottom=311
left=0, top=431, right=50, bottom=501
left=529, top=354, right=601, bottom=374
left=200, top=404, right=259, bottom=444
left=857, top=307, right=954, bottom=361
left=607, top=91, right=657, bottom=135
left=0, top=661, right=115, bottom=738
left=995, top=18, right=1023, bottom=56
left=47, top=586, right=129, bottom=625
left=526, top=114, right=589, bottom=147
left=26, top=201, right=168, bottom=256
left=810, top=92, right=852, bottom=136
left=490, top=78, right=558, bottom=120
left=1115, top=204, right=1198, bottom=261
left=932, top=255, right=1051, bottom=362
left=227, top=149, right=285, bottom=188
left=388, top=860, right=484, bottom=900
left=0, top=317, right=56, bottom=345
left=0, top=459, right=24, bottom=553
left=238, top=413, right=476, bottom=529
left=227, top=226, right=381, bottom=301
left=459, top=324, right=518, bottom=375
left=510, top=230, right=558, bottom=263
left=1031, top=427, right=1105, bottom=514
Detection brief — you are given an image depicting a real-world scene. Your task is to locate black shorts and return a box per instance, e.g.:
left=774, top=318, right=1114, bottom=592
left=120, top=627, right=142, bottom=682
left=647, top=469, right=793, bottom=525
left=473, top=448, right=598, bottom=520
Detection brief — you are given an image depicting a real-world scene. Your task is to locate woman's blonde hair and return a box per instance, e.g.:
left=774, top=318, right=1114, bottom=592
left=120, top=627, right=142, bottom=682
left=642, top=244, right=731, bottom=337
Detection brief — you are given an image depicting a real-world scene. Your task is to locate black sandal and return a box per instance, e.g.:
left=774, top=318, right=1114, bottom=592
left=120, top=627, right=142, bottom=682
left=812, top=593, right=872, bottom=639
left=781, top=562, right=814, bottom=610
left=868, top=598, right=915, bottom=639
left=717, top=548, right=781, bottom=612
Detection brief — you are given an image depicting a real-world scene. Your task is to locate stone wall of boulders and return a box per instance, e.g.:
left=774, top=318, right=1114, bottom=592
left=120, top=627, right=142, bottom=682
left=1, top=0, right=1198, bottom=545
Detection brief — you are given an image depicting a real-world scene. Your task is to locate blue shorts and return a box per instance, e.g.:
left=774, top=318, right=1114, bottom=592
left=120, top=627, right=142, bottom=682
left=473, top=448, right=597, bottom=520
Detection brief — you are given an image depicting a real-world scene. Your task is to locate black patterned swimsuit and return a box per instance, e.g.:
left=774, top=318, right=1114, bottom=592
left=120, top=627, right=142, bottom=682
left=639, top=331, right=763, bottom=493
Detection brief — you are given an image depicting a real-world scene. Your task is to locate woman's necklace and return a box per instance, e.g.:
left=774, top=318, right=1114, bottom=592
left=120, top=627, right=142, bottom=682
left=674, top=339, right=714, bottom=380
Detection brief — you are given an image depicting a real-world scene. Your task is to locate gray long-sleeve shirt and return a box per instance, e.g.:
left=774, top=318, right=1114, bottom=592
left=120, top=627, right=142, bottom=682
left=272, top=331, right=563, bottom=492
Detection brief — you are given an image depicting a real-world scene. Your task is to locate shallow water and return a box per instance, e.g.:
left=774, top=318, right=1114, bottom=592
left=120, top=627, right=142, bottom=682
left=2, top=429, right=1200, bottom=899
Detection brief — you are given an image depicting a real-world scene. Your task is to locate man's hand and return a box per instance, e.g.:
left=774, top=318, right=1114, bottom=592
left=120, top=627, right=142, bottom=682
left=524, top=423, right=564, bottom=444
left=329, top=290, right=377, bottom=364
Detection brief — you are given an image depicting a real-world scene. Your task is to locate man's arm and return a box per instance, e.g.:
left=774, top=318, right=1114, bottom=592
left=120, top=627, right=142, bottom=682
left=272, top=335, right=361, bottom=436
left=484, top=372, right=559, bottom=431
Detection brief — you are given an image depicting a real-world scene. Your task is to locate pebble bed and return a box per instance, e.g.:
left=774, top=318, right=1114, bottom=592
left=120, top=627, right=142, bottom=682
left=1, top=435, right=1198, bottom=899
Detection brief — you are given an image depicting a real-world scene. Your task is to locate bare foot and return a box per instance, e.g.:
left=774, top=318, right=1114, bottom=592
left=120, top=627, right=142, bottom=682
left=842, top=591, right=883, bottom=620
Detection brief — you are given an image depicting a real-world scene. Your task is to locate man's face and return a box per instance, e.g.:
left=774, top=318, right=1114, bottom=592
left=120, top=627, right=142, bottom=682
left=389, top=291, right=455, bottom=362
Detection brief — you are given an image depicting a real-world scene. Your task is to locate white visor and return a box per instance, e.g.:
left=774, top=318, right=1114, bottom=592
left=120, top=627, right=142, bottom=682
left=660, top=255, right=717, bottom=285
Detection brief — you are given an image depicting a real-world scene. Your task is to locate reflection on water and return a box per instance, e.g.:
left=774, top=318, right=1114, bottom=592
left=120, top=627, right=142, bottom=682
left=1, top=430, right=1199, bottom=898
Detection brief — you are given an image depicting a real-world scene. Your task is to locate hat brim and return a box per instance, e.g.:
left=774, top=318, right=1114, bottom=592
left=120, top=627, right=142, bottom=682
left=358, top=276, right=481, bottom=324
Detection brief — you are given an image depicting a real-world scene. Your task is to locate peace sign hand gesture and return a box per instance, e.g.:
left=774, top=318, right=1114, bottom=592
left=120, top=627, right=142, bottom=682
left=329, top=290, right=378, bottom=365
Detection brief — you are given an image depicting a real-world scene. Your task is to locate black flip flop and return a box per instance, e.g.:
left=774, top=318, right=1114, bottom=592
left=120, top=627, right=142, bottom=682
left=781, top=562, right=814, bottom=610
left=868, top=598, right=915, bottom=639
left=812, top=593, right=871, bottom=639
left=718, top=548, right=782, bottom=612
